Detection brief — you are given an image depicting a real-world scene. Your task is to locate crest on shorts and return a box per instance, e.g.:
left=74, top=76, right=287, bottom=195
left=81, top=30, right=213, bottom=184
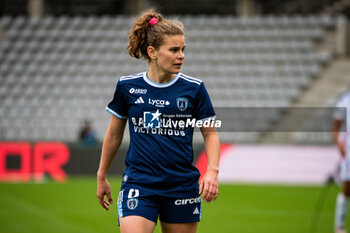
left=127, top=198, right=138, bottom=210
left=176, top=97, right=188, bottom=111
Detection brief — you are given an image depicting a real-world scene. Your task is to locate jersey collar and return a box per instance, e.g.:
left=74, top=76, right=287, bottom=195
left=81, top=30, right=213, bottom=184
left=143, top=72, right=180, bottom=88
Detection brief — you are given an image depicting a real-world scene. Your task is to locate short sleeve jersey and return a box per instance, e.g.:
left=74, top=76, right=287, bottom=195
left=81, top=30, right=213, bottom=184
left=106, top=72, right=215, bottom=197
left=334, top=92, right=350, bottom=154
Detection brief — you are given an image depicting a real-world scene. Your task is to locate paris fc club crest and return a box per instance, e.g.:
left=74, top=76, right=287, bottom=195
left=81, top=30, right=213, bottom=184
left=176, top=97, right=188, bottom=111
left=127, top=198, right=138, bottom=210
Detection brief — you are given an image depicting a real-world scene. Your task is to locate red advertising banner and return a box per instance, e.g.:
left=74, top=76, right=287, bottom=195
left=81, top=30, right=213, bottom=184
left=0, top=142, right=70, bottom=182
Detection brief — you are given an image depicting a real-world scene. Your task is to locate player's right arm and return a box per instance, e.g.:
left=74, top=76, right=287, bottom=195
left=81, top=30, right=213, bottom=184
left=333, top=118, right=346, bottom=157
left=97, top=115, right=127, bottom=210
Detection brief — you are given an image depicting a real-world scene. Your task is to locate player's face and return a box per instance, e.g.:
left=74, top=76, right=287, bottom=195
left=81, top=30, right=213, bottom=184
left=154, top=35, right=185, bottom=74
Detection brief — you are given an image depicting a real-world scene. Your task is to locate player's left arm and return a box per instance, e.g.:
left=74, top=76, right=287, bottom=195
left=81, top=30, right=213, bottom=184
left=199, top=125, right=220, bottom=203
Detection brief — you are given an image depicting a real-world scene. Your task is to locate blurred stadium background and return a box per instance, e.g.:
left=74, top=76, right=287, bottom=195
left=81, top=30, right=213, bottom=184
left=1, top=0, right=350, bottom=232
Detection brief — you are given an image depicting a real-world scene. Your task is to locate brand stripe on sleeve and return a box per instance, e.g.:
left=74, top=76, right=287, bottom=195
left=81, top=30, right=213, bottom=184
left=105, top=106, right=127, bottom=119
left=179, top=74, right=202, bottom=83
left=120, top=74, right=143, bottom=81
left=179, top=76, right=201, bottom=85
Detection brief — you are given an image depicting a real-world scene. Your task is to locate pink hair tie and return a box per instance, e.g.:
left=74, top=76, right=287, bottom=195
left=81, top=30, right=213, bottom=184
left=149, top=17, right=158, bottom=26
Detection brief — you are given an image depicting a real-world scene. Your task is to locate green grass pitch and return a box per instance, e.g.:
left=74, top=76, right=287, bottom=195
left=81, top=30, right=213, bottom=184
left=0, top=176, right=346, bottom=233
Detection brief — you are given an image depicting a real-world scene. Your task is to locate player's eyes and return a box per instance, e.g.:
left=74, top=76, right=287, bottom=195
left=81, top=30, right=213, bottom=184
left=169, top=47, right=185, bottom=53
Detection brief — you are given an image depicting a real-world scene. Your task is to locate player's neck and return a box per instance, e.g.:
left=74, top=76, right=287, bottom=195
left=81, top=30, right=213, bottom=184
left=148, top=65, right=176, bottom=84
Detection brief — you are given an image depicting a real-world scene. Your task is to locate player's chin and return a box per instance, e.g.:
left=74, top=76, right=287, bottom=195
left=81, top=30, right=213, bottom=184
left=172, top=67, right=182, bottom=74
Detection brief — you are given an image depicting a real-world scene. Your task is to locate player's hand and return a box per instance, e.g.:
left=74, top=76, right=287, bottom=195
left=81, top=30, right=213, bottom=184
left=199, top=167, right=219, bottom=203
left=97, top=177, right=113, bottom=210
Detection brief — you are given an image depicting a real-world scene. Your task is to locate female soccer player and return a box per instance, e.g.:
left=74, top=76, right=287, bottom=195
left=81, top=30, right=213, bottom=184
left=334, top=92, right=350, bottom=233
left=96, top=9, right=220, bottom=233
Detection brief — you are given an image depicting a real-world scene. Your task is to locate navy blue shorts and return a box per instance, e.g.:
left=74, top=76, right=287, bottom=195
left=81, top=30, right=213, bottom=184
left=117, top=187, right=201, bottom=224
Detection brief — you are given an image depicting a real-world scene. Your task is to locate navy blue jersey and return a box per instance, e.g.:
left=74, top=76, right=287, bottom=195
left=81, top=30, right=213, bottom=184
left=106, top=72, right=215, bottom=197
